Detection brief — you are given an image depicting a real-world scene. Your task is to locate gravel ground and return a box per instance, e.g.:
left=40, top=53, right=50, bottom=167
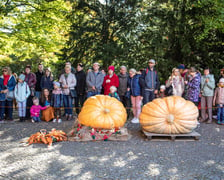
left=0, top=117, right=224, bottom=180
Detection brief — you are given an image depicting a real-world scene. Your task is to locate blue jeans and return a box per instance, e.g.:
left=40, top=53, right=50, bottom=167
left=87, top=91, right=100, bottom=98
left=217, top=105, right=224, bottom=122
left=5, top=100, right=13, bottom=119
left=143, top=90, right=155, bottom=105
left=0, top=101, right=5, bottom=119
left=32, top=116, right=41, bottom=122
left=35, top=91, right=41, bottom=99
left=18, top=100, right=26, bottom=117
left=63, top=95, right=73, bottom=115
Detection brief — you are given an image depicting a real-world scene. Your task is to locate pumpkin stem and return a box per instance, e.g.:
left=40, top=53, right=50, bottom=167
left=167, top=114, right=174, bottom=124
left=104, top=108, right=110, bottom=113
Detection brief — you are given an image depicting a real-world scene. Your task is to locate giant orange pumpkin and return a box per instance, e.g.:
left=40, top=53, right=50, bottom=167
left=78, top=95, right=127, bottom=129
left=139, top=96, right=199, bottom=134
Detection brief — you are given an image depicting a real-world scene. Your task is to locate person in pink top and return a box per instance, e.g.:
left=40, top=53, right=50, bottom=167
left=30, top=97, right=48, bottom=123
left=102, top=65, right=119, bottom=95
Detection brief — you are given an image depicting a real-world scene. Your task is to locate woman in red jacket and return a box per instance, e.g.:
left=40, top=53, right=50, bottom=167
left=103, top=66, right=119, bottom=95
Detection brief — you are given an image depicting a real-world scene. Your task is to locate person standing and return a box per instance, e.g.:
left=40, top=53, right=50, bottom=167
left=75, top=63, right=86, bottom=114
left=166, top=68, right=185, bottom=96
left=51, top=81, right=63, bottom=123
left=40, top=67, right=53, bottom=91
left=24, top=65, right=37, bottom=119
left=102, top=65, right=119, bottom=95
left=200, top=67, right=215, bottom=123
left=217, top=68, right=224, bottom=83
left=177, top=64, right=188, bottom=78
left=86, top=62, right=104, bottom=98
left=117, top=66, right=131, bottom=116
left=140, top=59, right=160, bottom=105
left=213, top=78, right=224, bottom=125
left=0, top=76, right=6, bottom=123
left=14, top=74, right=30, bottom=122
left=59, top=65, right=76, bottom=120
left=186, top=67, right=201, bottom=106
left=127, top=68, right=143, bottom=123
left=35, top=63, right=44, bottom=99
left=1, top=67, right=16, bottom=122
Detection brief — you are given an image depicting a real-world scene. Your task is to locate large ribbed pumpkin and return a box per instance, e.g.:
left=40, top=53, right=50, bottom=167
left=78, top=95, right=127, bottom=129
left=139, top=96, right=199, bottom=134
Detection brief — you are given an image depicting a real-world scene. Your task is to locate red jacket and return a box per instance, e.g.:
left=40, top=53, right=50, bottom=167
left=103, top=74, right=119, bottom=95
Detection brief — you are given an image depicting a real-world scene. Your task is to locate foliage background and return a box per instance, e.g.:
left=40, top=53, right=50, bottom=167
left=1, top=0, right=224, bottom=83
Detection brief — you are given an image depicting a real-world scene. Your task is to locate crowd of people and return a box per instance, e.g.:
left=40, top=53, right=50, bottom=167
left=0, top=59, right=223, bottom=125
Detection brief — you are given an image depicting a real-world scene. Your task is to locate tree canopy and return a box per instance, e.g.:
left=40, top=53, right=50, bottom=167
left=1, top=0, right=224, bottom=81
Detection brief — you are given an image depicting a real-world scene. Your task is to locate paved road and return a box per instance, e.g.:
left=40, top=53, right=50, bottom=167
left=0, top=119, right=224, bottom=180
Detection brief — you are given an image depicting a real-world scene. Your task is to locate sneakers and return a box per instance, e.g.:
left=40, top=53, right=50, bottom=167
left=131, top=117, right=139, bottom=123
left=31, top=119, right=35, bottom=123
left=53, top=118, right=62, bottom=123
left=68, top=115, right=72, bottom=121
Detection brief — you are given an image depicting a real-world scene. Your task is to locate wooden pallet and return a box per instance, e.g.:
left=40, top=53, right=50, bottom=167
left=142, top=130, right=201, bottom=141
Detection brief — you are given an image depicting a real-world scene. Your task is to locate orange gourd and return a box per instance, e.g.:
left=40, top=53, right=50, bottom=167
left=78, top=95, right=127, bottom=129
left=139, top=96, right=199, bottom=134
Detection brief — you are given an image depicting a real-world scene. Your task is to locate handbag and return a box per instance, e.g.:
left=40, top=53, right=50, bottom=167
left=7, top=91, right=14, bottom=99
left=165, top=85, right=173, bottom=96
left=70, top=88, right=77, bottom=98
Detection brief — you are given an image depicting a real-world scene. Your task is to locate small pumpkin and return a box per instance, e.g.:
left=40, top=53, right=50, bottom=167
left=78, top=95, right=127, bottom=129
left=139, top=96, right=199, bottom=134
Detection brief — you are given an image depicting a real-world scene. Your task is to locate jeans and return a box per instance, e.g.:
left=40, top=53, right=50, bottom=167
left=32, top=116, right=41, bottom=122
left=87, top=91, right=100, bottom=98
left=0, top=101, right=5, bottom=119
left=143, top=90, right=155, bottom=105
left=35, top=91, right=41, bottom=99
left=5, top=100, right=13, bottom=119
left=18, top=100, right=26, bottom=117
left=217, top=104, right=224, bottom=122
left=54, top=107, right=61, bottom=118
left=75, top=94, right=86, bottom=114
left=63, top=95, right=73, bottom=115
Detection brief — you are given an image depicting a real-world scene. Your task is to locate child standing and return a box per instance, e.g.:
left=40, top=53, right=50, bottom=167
left=30, top=97, right=48, bottom=123
left=158, top=85, right=166, bottom=98
left=51, top=81, right=63, bottom=123
left=213, top=78, right=224, bottom=125
left=14, top=74, right=30, bottom=122
left=108, top=86, right=120, bottom=101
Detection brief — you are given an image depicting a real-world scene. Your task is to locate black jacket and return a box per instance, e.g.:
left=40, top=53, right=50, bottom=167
left=75, top=70, right=86, bottom=95
left=35, top=71, right=44, bottom=91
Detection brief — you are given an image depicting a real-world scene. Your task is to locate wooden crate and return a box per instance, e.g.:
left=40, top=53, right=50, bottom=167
left=142, top=130, right=201, bottom=141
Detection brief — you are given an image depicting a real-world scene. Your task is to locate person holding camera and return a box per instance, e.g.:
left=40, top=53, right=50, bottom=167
left=200, top=67, right=215, bottom=123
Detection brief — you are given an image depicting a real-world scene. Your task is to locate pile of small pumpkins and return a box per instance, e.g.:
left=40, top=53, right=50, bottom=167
left=26, top=129, right=67, bottom=147
left=78, top=95, right=199, bottom=134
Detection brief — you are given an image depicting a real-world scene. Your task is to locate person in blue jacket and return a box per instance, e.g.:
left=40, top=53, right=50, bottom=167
left=1, top=67, right=16, bottom=122
left=140, top=59, right=160, bottom=105
left=127, top=68, right=144, bottom=124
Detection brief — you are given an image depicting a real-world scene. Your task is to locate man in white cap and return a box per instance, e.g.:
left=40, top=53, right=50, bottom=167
left=86, top=62, right=104, bottom=98
left=140, top=59, right=160, bottom=104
